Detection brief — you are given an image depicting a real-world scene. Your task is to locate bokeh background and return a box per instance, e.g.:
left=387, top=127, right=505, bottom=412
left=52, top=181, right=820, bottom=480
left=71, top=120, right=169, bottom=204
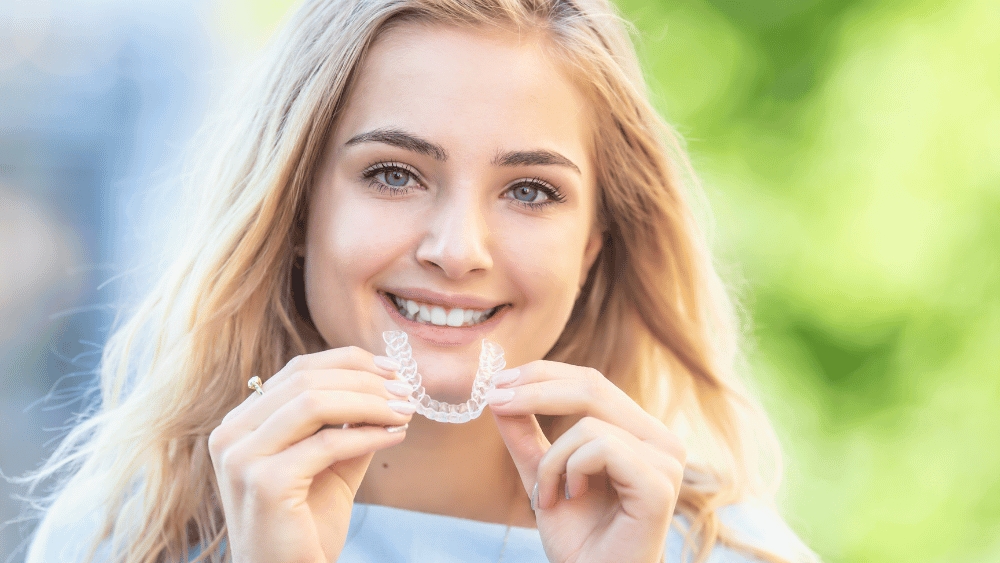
left=1, top=0, right=997, bottom=561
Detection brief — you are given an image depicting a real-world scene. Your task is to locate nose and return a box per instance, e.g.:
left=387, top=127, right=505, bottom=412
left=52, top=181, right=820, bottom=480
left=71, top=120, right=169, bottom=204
left=415, top=192, right=493, bottom=279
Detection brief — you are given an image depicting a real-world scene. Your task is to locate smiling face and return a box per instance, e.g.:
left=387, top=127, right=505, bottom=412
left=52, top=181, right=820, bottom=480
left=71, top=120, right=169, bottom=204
left=304, top=22, right=602, bottom=402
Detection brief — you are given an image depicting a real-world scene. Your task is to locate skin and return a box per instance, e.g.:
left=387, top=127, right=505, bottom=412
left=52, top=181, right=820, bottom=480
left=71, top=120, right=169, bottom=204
left=208, top=23, right=686, bottom=563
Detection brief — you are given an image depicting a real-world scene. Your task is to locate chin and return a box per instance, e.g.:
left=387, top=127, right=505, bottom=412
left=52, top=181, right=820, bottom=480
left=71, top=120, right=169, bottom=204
left=411, top=350, right=482, bottom=403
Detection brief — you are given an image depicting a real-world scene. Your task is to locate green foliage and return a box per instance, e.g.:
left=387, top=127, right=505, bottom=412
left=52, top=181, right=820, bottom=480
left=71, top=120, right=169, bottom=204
left=615, top=0, right=1000, bottom=561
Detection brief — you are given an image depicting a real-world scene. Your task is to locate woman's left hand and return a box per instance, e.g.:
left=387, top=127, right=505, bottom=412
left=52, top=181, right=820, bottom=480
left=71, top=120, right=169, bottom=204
left=487, top=361, right=687, bottom=563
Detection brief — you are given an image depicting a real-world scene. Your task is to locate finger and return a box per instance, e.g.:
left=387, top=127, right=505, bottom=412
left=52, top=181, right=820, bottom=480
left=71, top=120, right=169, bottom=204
left=226, top=346, right=400, bottom=420
left=491, top=410, right=551, bottom=496
left=536, top=417, right=679, bottom=509
left=225, top=368, right=411, bottom=430
left=564, top=435, right=676, bottom=521
left=266, top=424, right=407, bottom=487
left=268, top=347, right=399, bottom=387
left=246, top=390, right=414, bottom=456
left=487, top=364, right=677, bottom=451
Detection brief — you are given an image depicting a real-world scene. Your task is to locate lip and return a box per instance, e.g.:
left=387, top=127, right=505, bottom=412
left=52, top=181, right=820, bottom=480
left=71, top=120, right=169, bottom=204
left=378, top=291, right=510, bottom=347
left=380, top=287, right=506, bottom=311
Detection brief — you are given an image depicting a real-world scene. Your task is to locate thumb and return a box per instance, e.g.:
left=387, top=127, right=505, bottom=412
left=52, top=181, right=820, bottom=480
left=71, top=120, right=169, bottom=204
left=492, top=409, right=550, bottom=494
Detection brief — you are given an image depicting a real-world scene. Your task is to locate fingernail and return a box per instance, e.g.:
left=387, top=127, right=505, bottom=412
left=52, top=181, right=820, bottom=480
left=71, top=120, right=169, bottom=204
left=530, top=482, right=539, bottom=511
left=564, top=480, right=571, bottom=500
left=484, top=388, right=515, bottom=405
left=491, top=368, right=520, bottom=387
left=373, top=356, right=402, bottom=373
left=387, top=400, right=417, bottom=414
left=386, top=423, right=408, bottom=434
left=384, top=380, right=413, bottom=397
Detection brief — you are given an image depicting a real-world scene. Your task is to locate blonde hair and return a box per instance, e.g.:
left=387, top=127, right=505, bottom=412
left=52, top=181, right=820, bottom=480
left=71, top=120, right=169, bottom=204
left=24, top=1, right=808, bottom=562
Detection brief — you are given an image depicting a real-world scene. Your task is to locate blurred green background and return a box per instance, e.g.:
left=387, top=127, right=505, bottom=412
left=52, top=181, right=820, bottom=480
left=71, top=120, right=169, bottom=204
left=613, top=0, right=1000, bottom=561
left=198, top=0, right=1000, bottom=560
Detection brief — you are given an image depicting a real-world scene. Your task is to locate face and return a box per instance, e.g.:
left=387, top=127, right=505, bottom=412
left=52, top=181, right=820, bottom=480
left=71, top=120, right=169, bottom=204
left=304, top=23, right=602, bottom=402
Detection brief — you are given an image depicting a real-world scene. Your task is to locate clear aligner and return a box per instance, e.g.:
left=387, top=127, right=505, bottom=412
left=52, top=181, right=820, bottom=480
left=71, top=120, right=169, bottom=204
left=382, top=330, right=505, bottom=423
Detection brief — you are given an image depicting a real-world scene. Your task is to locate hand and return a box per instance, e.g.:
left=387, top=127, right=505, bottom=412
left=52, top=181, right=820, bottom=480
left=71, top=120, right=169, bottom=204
left=486, top=361, right=686, bottom=563
left=208, top=347, right=415, bottom=563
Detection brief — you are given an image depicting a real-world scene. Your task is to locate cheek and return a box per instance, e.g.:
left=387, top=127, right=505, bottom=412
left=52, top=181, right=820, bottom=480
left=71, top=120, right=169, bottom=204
left=308, top=185, right=414, bottom=283
left=303, top=181, right=419, bottom=345
left=497, top=218, right=590, bottom=350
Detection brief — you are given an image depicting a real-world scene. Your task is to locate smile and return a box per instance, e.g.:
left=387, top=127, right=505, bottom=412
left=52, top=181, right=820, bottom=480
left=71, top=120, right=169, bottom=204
left=382, top=292, right=507, bottom=328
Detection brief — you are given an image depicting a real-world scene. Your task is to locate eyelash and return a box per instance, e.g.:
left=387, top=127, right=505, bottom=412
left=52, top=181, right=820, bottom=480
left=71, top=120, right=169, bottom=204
left=360, top=161, right=567, bottom=210
left=361, top=161, right=422, bottom=195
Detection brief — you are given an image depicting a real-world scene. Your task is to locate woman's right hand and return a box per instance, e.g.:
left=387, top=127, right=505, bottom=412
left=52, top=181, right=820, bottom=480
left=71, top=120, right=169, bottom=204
left=208, top=346, right=415, bottom=563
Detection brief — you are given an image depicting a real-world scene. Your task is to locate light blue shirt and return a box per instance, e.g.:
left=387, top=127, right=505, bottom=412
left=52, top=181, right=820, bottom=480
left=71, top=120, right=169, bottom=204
left=340, top=502, right=816, bottom=563
left=28, top=501, right=817, bottom=562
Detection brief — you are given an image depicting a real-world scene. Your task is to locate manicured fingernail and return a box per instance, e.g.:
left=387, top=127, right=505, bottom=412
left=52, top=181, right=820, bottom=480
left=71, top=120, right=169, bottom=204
left=373, top=356, right=402, bottom=373
left=384, top=380, right=413, bottom=397
left=530, top=482, right=539, bottom=511
left=387, top=400, right=416, bottom=414
left=491, top=368, right=520, bottom=387
left=484, top=388, right=515, bottom=405
left=386, top=423, right=408, bottom=433
left=564, top=480, right=571, bottom=500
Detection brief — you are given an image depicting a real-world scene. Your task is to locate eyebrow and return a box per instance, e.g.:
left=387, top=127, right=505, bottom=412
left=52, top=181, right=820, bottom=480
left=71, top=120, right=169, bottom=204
left=491, top=149, right=581, bottom=175
left=345, top=127, right=581, bottom=174
left=345, top=128, right=448, bottom=160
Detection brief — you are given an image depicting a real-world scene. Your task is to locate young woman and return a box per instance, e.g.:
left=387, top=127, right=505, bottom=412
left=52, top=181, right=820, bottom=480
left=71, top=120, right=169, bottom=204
left=25, top=0, right=820, bottom=562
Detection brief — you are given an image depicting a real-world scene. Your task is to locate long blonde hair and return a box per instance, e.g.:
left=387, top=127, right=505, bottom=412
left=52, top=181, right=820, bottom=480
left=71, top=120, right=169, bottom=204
left=25, top=1, right=802, bottom=562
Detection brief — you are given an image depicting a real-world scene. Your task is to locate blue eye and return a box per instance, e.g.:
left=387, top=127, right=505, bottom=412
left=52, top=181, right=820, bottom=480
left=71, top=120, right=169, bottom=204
left=380, top=168, right=411, bottom=187
left=505, top=179, right=565, bottom=209
left=361, top=161, right=422, bottom=194
left=512, top=185, right=548, bottom=203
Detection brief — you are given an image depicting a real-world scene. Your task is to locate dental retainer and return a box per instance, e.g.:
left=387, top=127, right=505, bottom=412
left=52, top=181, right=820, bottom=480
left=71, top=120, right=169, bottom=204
left=382, top=330, right=505, bottom=423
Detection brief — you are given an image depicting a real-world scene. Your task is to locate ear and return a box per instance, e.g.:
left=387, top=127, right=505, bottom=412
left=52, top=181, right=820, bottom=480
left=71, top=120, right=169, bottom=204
left=578, top=226, right=604, bottom=289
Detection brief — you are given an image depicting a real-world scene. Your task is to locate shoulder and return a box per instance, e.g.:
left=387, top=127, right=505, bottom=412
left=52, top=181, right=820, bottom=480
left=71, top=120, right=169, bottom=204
left=667, top=501, right=821, bottom=563
left=26, top=504, right=111, bottom=563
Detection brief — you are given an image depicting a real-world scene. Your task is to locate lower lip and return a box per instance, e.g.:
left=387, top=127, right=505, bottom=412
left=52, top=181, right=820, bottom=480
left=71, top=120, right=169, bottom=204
left=378, top=293, right=509, bottom=347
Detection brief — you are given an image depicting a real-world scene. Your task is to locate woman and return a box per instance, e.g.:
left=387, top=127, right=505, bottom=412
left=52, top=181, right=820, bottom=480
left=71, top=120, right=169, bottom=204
left=25, top=0, right=819, bottom=562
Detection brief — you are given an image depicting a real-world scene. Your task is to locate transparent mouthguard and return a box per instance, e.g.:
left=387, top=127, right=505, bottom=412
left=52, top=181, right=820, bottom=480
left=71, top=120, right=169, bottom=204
left=382, top=330, right=505, bottom=423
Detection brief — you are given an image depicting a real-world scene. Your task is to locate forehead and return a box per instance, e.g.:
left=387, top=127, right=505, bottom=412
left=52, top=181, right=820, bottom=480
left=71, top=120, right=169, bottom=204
left=333, top=22, right=592, bottom=167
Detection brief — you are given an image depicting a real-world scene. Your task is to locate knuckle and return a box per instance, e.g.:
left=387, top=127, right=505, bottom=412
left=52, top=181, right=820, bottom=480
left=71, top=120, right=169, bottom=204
left=594, top=434, right=619, bottom=454
left=286, top=354, right=304, bottom=371
left=244, top=464, right=281, bottom=501
left=207, top=426, right=228, bottom=456
left=318, top=427, right=340, bottom=449
left=220, top=449, right=246, bottom=479
left=288, top=368, right=314, bottom=390
left=536, top=452, right=557, bottom=478
left=297, top=389, right=325, bottom=417
left=576, top=416, right=601, bottom=435
left=582, top=367, right=606, bottom=397
left=344, top=345, right=367, bottom=361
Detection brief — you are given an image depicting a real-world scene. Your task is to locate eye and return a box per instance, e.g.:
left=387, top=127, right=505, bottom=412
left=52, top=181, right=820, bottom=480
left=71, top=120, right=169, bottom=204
left=511, top=185, right=549, bottom=204
left=380, top=168, right=413, bottom=187
left=504, top=178, right=566, bottom=209
left=361, top=161, right=423, bottom=194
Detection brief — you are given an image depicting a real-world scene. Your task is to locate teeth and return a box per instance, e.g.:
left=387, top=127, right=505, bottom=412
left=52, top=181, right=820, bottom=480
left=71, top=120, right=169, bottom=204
left=406, top=300, right=420, bottom=316
left=389, top=294, right=500, bottom=328
left=430, top=306, right=447, bottom=326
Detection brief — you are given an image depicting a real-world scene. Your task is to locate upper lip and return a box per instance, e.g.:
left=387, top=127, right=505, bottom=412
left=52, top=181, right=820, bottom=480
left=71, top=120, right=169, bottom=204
left=381, top=287, right=508, bottom=311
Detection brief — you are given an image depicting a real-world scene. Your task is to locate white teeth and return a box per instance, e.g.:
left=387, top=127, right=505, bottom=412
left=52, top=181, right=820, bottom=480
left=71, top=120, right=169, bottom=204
left=390, top=294, right=501, bottom=328
left=446, top=308, right=464, bottom=327
left=430, top=306, right=447, bottom=325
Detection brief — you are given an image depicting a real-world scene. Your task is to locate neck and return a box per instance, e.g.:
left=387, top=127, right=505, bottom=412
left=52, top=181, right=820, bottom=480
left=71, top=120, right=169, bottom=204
left=357, top=412, right=535, bottom=528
